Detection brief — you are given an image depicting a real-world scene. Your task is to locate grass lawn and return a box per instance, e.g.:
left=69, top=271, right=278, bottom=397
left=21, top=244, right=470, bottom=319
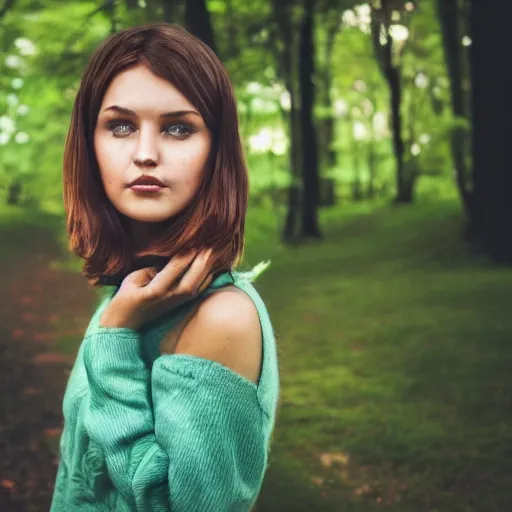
left=245, top=199, right=512, bottom=512
left=2, top=197, right=511, bottom=511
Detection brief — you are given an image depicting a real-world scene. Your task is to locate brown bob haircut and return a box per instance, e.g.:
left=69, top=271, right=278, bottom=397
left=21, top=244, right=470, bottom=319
left=63, top=23, right=248, bottom=288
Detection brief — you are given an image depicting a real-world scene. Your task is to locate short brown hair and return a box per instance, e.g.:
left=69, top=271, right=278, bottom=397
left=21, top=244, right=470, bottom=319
left=63, top=23, right=248, bottom=287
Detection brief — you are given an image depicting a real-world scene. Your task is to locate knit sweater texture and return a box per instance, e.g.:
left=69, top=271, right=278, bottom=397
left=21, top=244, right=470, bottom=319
left=49, top=268, right=280, bottom=511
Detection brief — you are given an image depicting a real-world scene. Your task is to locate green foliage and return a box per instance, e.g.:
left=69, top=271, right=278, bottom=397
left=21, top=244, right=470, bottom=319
left=0, top=1, right=111, bottom=208
left=0, top=0, right=458, bottom=210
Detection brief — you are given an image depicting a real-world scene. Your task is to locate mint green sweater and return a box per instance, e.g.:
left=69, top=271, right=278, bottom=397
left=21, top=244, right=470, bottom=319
left=50, top=269, right=280, bottom=511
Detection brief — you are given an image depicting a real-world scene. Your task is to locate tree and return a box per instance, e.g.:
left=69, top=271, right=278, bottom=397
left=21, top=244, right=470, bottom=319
left=270, top=0, right=303, bottom=241
left=298, top=0, right=322, bottom=238
left=316, top=1, right=343, bottom=173
left=469, top=0, right=512, bottom=262
left=315, top=0, right=345, bottom=207
left=184, top=0, right=217, bottom=54
left=436, top=0, right=471, bottom=215
left=370, top=3, right=407, bottom=202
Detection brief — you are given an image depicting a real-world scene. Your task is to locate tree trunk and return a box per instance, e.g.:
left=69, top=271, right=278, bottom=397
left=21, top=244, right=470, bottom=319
left=184, top=0, right=217, bottom=54
left=283, top=105, right=302, bottom=240
left=320, top=178, right=335, bottom=206
left=388, top=68, right=407, bottom=202
left=161, top=0, right=179, bottom=22
left=367, top=143, right=376, bottom=199
left=371, top=7, right=407, bottom=203
left=316, top=27, right=338, bottom=208
left=352, top=147, right=364, bottom=201
left=298, top=0, right=321, bottom=238
left=396, top=176, right=415, bottom=203
left=104, top=0, right=117, bottom=35
left=271, top=0, right=302, bottom=241
left=367, top=94, right=378, bottom=199
left=437, top=0, right=472, bottom=215
left=318, top=14, right=341, bottom=174
left=7, top=180, right=22, bottom=206
left=469, top=0, right=512, bottom=261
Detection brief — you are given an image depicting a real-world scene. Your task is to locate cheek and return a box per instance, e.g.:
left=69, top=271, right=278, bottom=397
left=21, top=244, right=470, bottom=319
left=94, top=137, right=108, bottom=173
left=181, top=140, right=211, bottom=172
left=179, top=153, right=208, bottom=186
left=94, top=137, right=126, bottom=182
left=170, top=132, right=211, bottom=166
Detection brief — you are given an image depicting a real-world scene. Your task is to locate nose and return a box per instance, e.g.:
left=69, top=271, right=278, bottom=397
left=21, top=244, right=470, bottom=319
left=133, top=156, right=157, bottom=168
left=132, top=128, right=159, bottom=168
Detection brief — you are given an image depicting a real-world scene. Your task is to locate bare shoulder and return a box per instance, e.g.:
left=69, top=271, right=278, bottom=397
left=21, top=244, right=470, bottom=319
left=173, top=285, right=263, bottom=386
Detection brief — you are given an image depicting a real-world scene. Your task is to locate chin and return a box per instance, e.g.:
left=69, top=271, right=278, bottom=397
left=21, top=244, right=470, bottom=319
left=132, top=213, right=177, bottom=223
left=120, top=206, right=181, bottom=223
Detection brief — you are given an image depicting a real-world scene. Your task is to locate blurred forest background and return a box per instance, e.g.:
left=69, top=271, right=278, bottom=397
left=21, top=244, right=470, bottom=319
left=1, top=0, right=511, bottom=511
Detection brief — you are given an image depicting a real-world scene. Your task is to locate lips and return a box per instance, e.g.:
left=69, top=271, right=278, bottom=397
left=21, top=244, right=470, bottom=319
left=128, top=175, right=165, bottom=187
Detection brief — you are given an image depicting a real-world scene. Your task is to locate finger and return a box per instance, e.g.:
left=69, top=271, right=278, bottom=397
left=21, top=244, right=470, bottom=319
left=175, top=248, right=214, bottom=296
left=146, top=250, right=198, bottom=296
left=127, top=267, right=156, bottom=287
left=197, top=273, right=214, bottom=294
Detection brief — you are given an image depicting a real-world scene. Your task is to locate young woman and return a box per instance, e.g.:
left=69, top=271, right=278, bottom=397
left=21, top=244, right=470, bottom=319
left=50, top=23, right=280, bottom=511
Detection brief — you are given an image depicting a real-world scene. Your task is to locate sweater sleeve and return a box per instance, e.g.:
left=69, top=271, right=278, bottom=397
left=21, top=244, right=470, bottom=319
left=82, top=327, right=266, bottom=512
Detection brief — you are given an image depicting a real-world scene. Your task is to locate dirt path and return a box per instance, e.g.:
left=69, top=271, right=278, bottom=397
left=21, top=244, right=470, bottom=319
left=0, top=228, right=98, bottom=511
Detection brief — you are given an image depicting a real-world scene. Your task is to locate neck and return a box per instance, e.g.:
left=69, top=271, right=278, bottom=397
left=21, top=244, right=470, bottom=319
left=130, top=219, right=164, bottom=251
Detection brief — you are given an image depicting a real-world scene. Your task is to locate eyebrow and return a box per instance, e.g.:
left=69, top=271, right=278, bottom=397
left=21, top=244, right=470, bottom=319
left=101, top=105, right=201, bottom=118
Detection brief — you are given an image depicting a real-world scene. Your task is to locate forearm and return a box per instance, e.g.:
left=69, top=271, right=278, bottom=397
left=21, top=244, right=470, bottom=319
left=82, top=328, right=159, bottom=504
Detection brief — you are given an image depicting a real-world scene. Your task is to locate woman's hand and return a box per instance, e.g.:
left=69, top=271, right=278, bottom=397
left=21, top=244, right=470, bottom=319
left=99, top=249, right=215, bottom=331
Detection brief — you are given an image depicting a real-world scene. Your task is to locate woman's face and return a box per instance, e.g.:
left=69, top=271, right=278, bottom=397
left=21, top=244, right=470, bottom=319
left=94, top=64, right=212, bottom=243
